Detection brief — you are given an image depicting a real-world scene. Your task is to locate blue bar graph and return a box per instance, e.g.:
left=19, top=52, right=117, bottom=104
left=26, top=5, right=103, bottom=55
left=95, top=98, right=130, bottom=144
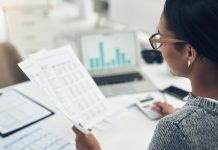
left=99, top=42, right=104, bottom=67
left=116, top=48, right=120, bottom=65
left=89, top=59, right=94, bottom=69
left=111, top=59, right=115, bottom=67
left=122, top=53, right=125, bottom=64
left=95, top=58, right=99, bottom=69
left=89, top=42, right=132, bottom=69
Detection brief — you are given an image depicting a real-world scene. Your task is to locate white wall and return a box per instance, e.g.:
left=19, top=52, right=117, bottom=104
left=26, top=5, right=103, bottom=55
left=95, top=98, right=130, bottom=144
left=0, top=8, right=8, bottom=42
left=109, top=0, right=165, bottom=34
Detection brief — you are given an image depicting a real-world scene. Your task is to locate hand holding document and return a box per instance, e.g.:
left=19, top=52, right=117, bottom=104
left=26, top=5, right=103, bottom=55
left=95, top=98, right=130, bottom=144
left=18, top=45, right=112, bottom=133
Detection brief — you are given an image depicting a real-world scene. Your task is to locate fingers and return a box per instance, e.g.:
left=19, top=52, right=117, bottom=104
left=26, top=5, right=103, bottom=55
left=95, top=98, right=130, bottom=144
left=72, top=126, right=92, bottom=136
left=152, top=105, right=162, bottom=113
left=153, top=101, right=170, bottom=115
left=153, top=101, right=176, bottom=116
left=73, top=126, right=85, bottom=137
left=154, top=102, right=172, bottom=109
left=154, top=101, right=168, bottom=108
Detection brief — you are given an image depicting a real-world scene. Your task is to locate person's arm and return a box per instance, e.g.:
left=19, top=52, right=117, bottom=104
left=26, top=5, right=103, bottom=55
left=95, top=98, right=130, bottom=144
left=148, top=120, right=189, bottom=150
left=72, top=126, right=101, bottom=150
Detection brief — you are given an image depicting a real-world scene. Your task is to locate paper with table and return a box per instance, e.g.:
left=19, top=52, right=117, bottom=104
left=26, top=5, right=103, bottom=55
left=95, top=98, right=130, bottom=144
left=0, top=89, right=54, bottom=137
left=18, top=45, right=112, bottom=131
left=0, top=126, right=75, bottom=150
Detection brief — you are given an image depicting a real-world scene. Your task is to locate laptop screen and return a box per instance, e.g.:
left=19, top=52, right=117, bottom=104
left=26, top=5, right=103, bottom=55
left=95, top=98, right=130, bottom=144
left=80, top=31, right=137, bottom=71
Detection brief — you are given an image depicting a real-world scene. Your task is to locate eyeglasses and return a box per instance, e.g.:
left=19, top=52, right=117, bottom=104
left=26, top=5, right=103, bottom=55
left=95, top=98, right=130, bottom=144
left=149, top=32, right=186, bottom=50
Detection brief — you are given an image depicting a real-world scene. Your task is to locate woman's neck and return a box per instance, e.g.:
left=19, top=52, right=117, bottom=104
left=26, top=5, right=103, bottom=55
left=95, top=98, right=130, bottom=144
left=190, top=65, right=218, bottom=100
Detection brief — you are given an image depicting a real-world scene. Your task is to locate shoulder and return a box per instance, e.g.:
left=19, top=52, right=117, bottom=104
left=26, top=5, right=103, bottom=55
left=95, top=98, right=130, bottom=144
left=154, top=103, right=201, bottom=130
left=149, top=100, right=218, bottom=150
left=148, top=106, right=199, bottom=150
left=161, top=103, right=201, bottom=125
left=148, top=115, right=190, bottom=150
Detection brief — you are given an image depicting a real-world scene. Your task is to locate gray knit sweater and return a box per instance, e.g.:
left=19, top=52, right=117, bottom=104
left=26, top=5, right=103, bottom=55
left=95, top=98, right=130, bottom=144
left=148, top=94, right=218, bottom=150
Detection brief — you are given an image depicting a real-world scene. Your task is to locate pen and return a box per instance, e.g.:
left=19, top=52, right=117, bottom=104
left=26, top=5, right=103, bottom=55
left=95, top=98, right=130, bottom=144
left=162, top=92, right=167, bottom=103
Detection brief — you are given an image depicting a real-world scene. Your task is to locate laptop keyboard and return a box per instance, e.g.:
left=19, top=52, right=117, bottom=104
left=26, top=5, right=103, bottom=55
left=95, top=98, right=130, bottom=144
left=93, top=72, right=144, bottom=86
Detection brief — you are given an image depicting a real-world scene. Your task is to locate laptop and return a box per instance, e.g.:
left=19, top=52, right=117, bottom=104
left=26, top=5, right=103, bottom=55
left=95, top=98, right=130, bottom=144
left=78, top=30, right=157, bottom=96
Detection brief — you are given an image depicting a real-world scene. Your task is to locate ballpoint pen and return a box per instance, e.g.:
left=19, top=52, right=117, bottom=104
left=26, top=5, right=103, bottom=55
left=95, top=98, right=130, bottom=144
left=159, top=92, right=169, bottom=114
left=162, top=92, right=167, bottom=103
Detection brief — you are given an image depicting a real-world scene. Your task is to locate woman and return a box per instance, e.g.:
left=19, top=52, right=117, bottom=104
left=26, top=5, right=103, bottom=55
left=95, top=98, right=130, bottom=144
left=73, top=0, right=218, bottom=149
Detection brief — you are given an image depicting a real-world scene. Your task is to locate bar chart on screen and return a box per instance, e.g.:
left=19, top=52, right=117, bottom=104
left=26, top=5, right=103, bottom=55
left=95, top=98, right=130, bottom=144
left=88, top=42, right=132, bottom=70
left=81, top=32, right=137, bottom=71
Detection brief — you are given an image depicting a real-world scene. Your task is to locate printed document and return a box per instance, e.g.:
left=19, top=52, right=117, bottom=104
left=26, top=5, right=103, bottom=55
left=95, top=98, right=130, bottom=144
left=19, top=45, right=112, bottom=130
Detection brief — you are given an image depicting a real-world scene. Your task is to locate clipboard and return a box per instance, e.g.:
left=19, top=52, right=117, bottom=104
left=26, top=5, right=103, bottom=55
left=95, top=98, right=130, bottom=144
left=0, top=89, right=54, bottom=137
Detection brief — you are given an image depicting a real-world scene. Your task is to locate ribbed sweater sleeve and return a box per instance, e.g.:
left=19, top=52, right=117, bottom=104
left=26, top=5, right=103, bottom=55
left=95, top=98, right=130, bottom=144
left=148, top=120, right=189, bottom=150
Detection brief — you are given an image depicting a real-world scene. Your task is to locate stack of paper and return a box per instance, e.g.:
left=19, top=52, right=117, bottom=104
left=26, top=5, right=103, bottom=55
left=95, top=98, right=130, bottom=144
left=18, top=45, right=112, bottom=131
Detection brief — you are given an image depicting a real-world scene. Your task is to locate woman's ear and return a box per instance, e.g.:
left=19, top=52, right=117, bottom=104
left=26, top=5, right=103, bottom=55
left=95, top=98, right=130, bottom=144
left=185, top=44, right=197, bottom=67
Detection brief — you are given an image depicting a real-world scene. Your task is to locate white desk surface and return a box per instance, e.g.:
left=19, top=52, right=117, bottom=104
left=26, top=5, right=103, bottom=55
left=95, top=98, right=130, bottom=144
left=0, top=63, right=191, bottom=150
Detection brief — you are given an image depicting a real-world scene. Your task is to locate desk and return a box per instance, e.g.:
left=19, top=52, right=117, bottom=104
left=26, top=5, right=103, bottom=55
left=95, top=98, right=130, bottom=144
left=0, top=63, right=191, bottom=150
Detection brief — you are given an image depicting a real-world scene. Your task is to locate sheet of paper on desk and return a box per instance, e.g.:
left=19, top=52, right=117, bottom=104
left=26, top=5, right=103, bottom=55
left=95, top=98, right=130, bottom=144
left=94, top=95, right=135, bottom=130
left=1, top=126, right=75, bottom=150
left=105, top=95, right=135, bottom=122
left=19, top=45, right=112, bottom=129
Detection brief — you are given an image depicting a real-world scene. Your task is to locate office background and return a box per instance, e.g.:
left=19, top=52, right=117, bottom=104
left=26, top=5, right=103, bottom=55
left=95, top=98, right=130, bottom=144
left=0, top=1, right=192, bottom=150
left=0, top=0, right=164, bottom=57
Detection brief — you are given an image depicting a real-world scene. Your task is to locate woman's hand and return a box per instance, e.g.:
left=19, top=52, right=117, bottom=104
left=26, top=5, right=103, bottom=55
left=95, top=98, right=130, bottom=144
left=72, top=126, right=101, bottom=150
left=153, top=102, right=176, bottom=116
